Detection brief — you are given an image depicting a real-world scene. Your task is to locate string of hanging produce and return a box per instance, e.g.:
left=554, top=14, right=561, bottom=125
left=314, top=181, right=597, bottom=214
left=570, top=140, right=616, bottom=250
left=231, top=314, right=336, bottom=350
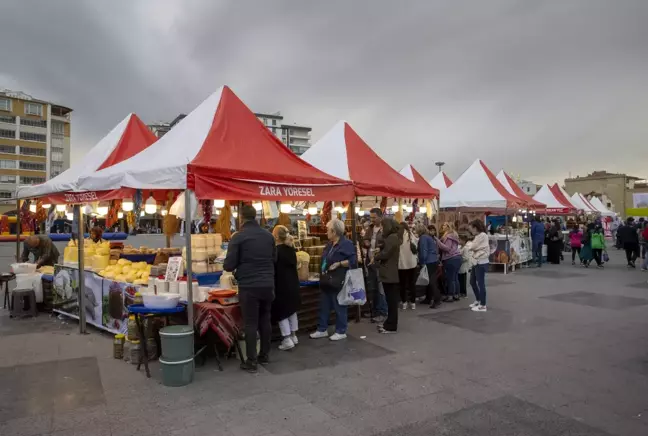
left=131, top=190, right=143, bottom=234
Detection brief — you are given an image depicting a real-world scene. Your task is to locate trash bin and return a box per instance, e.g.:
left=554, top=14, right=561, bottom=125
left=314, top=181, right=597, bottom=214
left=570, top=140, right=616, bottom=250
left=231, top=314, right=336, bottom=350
left=159, top=325, right=194, bottom=387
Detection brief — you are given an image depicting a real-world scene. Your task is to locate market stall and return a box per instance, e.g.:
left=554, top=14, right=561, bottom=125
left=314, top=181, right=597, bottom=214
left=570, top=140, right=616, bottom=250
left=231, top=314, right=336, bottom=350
left=532, top=185, right=578, bottom=215
left=76, top=85, right=356, bottom=332
left=588, top=196, right=616, bottom=217
left=569, top=192, right=598, bottom=214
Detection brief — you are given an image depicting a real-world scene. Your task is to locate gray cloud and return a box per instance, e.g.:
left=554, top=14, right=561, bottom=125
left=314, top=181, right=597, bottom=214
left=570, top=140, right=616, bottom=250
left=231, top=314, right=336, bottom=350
left=1, top=0, right=647, bottom=184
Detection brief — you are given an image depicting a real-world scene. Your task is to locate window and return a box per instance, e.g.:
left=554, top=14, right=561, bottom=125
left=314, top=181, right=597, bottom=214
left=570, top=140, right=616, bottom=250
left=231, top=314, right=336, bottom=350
left=19, top=131, right=46, bottom=142
left=0, top=145, right=15, bottom=154
left=0, top=115, right=15, bottom=124
left=19, top=161, right=46, bottom=171
left=20, top=118, right=47, bottom=128
left=0, top=191, right=12, bottom=199
left=272, top=119, right=277, bottom=126
left=0, top=175, right=16, bottom=183
left=0, top=128, right=15, bottom=139
left=0, top=98, right=10, bottom=111
left=20, top=176, right=45, bottom=184
left=51, top=146, right=64, bottom=162
left=51, top=121, right=64, bottom=135
left=0, top=160, right=17, bottom=169
left=19, top=146, right=46, bottom=157
left=24, top=102, right=43, bottom=116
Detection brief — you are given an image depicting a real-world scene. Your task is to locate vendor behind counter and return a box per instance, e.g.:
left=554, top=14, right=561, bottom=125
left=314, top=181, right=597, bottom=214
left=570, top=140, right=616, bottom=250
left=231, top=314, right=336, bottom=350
left=21, top=235, right=60, bottom=267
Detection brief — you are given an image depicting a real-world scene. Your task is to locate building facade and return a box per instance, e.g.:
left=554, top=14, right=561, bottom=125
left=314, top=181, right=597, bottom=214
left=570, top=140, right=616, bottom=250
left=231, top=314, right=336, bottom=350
left=564, top=171, right=641, bottom=217
left=516, top=179, right=539, bottom=196
left=0, top=89, right=72, bottom=210
left=255, top=112, right=312, bottom=155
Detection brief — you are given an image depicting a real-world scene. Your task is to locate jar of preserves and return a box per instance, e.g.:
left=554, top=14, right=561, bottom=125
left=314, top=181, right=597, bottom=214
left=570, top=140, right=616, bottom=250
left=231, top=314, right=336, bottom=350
left=113, top=333, right=125, bottom=359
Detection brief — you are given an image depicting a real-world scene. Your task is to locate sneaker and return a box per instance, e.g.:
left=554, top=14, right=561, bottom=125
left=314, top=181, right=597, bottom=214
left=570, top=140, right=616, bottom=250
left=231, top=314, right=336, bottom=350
left=469, top=301, right=480, bottom=308
left=310, top=330, right=329, bottom=339
left=279, top=337, right=295, bottom=351
left=371, top=315, right=386, bottom=325
left=329, top=333, right=347, bottom=341
left=429, top=302, right=441, bottom=309
left=597, top=265, right=604, bottom=269
left=471, top=305, right=487, bottom=312
left=378, top=327, right=397, bottom=334
left=641, top=268, right=647, bottom=272
left=240, top=361, right=258, bottom=373
left=290, top=334, right=299, bottom=345
left=453, top=296, right=461, bottom=302
left=400, top=302, right=407, bottom=310
left=409, top=303, right=416, bottom=310
left=258, top=355, right=270, bottom=366
left=572, top=261, right=575, bottom=265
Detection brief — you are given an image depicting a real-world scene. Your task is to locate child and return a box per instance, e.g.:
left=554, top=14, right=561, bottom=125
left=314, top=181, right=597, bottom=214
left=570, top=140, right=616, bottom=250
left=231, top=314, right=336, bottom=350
left=458, top=234, right=474, bottom=299
left=569, top=226, right=583, bottom=265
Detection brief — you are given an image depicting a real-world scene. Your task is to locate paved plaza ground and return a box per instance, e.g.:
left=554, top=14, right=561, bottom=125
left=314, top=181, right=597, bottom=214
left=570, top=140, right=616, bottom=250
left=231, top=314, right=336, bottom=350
left=1, top=238, right=647, bottom=436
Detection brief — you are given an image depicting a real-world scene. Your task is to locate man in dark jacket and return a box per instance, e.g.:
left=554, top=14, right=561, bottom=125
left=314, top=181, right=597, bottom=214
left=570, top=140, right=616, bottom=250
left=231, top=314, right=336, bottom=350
left=21, top=235, right=60, bottom=267
left=373, top=218, right=400, bottom=334
left=530, top=216, right=545, bottom=267
left=224, top=205, right=276, bottom=372
left=363, top=208, right=387, bottom=323
left=618, top=217, right=639, bottom=268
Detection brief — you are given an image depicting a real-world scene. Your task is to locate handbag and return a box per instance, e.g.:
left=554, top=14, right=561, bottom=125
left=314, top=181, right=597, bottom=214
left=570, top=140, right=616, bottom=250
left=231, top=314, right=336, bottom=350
left=602, top=250, right=609, bottom=263
left=337, top=268, right=367, bottom=306
left=320, top=267, right=347, bottom=292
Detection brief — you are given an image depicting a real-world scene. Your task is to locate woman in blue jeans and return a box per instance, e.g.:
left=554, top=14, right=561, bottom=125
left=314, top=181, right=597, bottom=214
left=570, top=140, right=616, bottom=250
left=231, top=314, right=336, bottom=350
left=310, top=218, right=357, bottom=342
left=435, top=222, right=462, bottom=302
left=468, top=219, right=490, bottom=312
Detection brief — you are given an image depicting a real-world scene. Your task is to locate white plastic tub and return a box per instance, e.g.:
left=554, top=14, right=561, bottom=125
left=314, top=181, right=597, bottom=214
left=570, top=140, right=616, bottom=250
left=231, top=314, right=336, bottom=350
left=11, top=263, right=37, bottom=275
left=140, top=292, right=180, bottom=310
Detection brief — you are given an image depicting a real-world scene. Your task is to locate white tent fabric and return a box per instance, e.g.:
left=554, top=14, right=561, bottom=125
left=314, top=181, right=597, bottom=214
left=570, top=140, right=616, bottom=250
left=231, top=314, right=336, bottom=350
left=439, top=159, right=520, bottom=209
left=533, top=185, right=569, bottom=210
left=16, top=114, right=136, bottom=198
left=301, top=121, right=350, bottom=180
left=588, top=196, right=616, bottom=216
left=570, top=193, right=597, bottom=213
left=78, top=89, right=225, bottom=191
left=429, top=172, right=452, bottom=191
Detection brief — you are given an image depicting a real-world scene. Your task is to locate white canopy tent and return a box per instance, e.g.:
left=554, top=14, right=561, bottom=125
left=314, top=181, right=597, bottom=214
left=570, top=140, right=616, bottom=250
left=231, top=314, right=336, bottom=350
left=569, top=193, right=598, bottom=213
left=588, top=196, right=616, bottom=217
left=533, top=185, right=575, bottom=214
left=429, top=172, right=453, bottom=192
left=439, top=159, right=523, bottom=210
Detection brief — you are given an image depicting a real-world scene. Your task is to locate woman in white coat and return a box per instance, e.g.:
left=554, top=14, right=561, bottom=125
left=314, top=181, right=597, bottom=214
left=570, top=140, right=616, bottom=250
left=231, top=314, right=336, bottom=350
left=468, top=219, right=490, bottom=312
left=397, top=222, right=419, bottom=310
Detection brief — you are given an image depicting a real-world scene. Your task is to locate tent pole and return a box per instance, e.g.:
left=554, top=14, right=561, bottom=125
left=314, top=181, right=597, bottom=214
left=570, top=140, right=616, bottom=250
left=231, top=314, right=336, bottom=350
left=350, top=199, right=357, bottom=244
left=184, top=190, right=194, bottom=326
left=15, top=199, right=21, bottom=261
left=75, top=204, right=87, bottom=334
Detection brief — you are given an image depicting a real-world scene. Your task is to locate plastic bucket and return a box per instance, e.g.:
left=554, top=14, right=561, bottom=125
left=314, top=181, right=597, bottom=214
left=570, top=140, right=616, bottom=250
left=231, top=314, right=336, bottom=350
left=160, top=357, right=194, bottom=387
left=159, top=325, right=194, bottom=361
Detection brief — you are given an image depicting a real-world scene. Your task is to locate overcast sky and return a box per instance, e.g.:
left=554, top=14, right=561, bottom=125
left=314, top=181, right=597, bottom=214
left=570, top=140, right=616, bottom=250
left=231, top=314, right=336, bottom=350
left=1, top=0, right=647, bottom=184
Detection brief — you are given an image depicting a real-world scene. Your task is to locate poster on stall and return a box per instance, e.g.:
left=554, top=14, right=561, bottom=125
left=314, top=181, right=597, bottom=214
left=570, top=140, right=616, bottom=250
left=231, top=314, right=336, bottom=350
left=52, top=266, right=104, bottom=332
left=101, top=279, right=139, bottom=334
left=53, top=265, right=142, bottom=335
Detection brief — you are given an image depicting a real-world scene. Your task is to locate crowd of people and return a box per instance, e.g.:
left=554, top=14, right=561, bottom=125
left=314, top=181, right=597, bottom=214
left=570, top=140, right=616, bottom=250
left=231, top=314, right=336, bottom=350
left=224, top=205, right=493, bottom=372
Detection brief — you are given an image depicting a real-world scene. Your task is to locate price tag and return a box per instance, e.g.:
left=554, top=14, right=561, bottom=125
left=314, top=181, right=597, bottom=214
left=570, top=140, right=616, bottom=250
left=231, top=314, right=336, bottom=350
left=165, top=256, right=183, bottom=282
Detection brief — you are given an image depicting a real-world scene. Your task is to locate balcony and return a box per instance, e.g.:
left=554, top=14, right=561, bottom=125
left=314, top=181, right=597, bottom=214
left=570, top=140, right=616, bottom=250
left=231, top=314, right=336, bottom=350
left=51, top=114, right=70, bottom=123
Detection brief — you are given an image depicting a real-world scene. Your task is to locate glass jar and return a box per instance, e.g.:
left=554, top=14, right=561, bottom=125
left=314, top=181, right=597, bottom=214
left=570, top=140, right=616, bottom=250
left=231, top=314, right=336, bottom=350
left=130, top=340, right=141, bottom=365
left=113, top=333, right=125, bottom=359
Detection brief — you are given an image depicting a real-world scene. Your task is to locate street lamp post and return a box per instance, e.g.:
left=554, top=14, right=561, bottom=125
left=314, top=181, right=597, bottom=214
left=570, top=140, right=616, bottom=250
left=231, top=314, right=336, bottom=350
left=435, top=161, right=445, bottom=173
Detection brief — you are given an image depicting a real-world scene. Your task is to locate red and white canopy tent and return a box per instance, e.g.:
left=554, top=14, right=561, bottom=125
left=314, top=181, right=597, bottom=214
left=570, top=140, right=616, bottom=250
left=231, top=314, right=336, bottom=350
left=532, top=185, right=577, bottom=215
left=301, top=121, right=437, bottom=199
left=550, top=184, right=580, bottom=213
left=495, top=170, right=546, bottom=210
left=439, top=159, right=526, bottom=211
left=15, top=113, right=158, bottom=204
left=77, top=86, right=355, bottom=324
left=399, top=164, right=439, bottom=216
left=78, top=87, right=354, bottom=202
left=569, top=192, right=598, bottom=214
left=429, top=172, right=453, bottom=191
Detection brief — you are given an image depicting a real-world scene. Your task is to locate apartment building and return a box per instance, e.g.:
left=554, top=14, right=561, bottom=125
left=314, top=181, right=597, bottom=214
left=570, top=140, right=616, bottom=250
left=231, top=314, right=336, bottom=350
left=0, top=89, right=72, bottom=210
left=255, top=112, right=312, bottom=155
left=564, top=170, right=642, bottom=217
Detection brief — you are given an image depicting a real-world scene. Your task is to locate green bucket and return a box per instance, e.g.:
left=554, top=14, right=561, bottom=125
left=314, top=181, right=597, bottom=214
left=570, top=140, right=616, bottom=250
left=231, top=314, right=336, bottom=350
left=160, top=357, right=194, bottom=387
left=159, top=325, right=194, bottom=361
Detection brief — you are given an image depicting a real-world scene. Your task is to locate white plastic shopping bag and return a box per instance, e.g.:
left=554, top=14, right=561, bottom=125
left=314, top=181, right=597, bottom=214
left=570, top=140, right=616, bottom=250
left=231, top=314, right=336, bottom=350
left=415, top=265, right=429, bottom=286
left=337, top=268, right=367, bottom=306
